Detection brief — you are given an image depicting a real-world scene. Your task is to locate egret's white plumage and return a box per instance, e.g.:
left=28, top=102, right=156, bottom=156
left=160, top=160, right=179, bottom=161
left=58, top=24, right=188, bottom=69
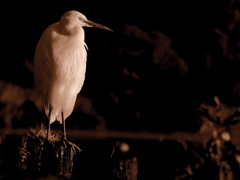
left=34, top=11, right=112, bottom=136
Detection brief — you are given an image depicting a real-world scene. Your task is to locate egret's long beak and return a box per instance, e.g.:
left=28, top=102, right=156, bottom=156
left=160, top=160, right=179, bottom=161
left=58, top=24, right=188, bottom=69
left=83, top=19, right=113, bottom=32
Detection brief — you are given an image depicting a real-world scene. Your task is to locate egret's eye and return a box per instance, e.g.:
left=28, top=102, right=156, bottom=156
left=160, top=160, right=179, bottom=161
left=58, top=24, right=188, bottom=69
left=78, top=17, right=83, bottom=21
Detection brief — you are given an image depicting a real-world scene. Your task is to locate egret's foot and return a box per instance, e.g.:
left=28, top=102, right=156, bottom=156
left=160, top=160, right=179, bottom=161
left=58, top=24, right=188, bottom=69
left=62, top=138, right=81, bottom=154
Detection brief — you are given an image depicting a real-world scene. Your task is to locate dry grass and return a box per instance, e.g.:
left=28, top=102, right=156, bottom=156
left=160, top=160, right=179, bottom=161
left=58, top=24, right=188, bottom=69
left=27, top=123, right=62, bottom=142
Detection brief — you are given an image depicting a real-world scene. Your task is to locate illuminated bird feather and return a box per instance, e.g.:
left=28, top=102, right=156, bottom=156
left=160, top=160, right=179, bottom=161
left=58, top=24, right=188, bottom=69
left=34, top=11, right=111, bottom=124
left=34, top=10, right=112, bottom=134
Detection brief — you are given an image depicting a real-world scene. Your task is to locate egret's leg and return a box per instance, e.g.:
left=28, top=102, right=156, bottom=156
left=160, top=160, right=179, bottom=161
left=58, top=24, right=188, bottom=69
left=61, top=112, right=81, bottom=153
left=47, top=106, right=53, bottom=141
left=47, top=121, right=50, bottom=140
left=62, top=112, right=67, bottom=140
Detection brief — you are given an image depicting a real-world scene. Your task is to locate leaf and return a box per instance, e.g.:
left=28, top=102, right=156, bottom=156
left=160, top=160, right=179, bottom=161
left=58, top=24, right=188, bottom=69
left=223, top=111, right=240, bottom=124
left=196, top=108, right=216, bottom=122
left=223, top=118, right=240, bottom=126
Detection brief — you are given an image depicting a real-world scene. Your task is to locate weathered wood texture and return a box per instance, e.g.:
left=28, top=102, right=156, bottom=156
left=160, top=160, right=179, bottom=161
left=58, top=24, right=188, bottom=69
left=5, top=134, right=77, bottom=179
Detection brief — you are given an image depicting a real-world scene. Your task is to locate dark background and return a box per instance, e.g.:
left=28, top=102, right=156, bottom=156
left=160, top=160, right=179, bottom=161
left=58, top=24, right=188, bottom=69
left=2, top=1, right=240, bottom=179
left=1, top=0, right=239, bottom=134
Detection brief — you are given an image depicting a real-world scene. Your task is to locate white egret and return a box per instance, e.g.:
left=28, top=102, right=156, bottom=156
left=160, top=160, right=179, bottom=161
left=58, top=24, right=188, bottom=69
left=34, top=10, right=112, bottom=146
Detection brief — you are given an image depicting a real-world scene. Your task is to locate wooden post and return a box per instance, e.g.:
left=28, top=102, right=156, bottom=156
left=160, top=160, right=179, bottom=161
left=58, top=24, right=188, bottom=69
left=4, top=127, right=79, bottom=179
left=110, top=142, right=138, bottom=180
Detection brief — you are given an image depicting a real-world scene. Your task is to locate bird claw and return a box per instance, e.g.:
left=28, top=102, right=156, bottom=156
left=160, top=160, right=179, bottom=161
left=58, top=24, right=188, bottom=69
left=62, top=138, right=81, bottom=154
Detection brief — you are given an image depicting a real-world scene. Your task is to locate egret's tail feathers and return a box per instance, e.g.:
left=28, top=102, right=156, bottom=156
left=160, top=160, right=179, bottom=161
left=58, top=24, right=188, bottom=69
left=45, top=104, right=62, bottom=124
left=50, top=116, right=56, bottom=124
left=49, top=113, right=63, bottom=124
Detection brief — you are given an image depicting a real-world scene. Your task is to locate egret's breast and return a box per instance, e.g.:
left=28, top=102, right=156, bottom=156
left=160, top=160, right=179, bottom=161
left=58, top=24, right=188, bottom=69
left=51, top=32, right=87, bottom=92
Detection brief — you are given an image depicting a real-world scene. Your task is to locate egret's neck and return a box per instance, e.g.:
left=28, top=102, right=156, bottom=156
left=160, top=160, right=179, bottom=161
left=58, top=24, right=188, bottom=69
left=57, top=24, right=76, bottom=35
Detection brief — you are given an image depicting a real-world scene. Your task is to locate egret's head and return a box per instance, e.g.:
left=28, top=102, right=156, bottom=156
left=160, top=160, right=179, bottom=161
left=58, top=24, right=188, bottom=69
left=60, top=10, right=113, bottom=32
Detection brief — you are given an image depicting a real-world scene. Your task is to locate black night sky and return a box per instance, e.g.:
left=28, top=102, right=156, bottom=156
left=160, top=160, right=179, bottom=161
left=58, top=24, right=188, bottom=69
left=1, top=0, right=239, bottom=133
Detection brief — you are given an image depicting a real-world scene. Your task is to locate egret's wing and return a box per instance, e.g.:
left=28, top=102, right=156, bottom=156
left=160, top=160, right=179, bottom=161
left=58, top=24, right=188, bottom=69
left=34, top=45, right=53, bottom=96
left=34, top=25, right=57, bottom=118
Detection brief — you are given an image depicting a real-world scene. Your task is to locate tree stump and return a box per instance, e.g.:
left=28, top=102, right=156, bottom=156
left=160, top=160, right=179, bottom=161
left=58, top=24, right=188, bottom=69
left=5, top=127, right=80, bottom=179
